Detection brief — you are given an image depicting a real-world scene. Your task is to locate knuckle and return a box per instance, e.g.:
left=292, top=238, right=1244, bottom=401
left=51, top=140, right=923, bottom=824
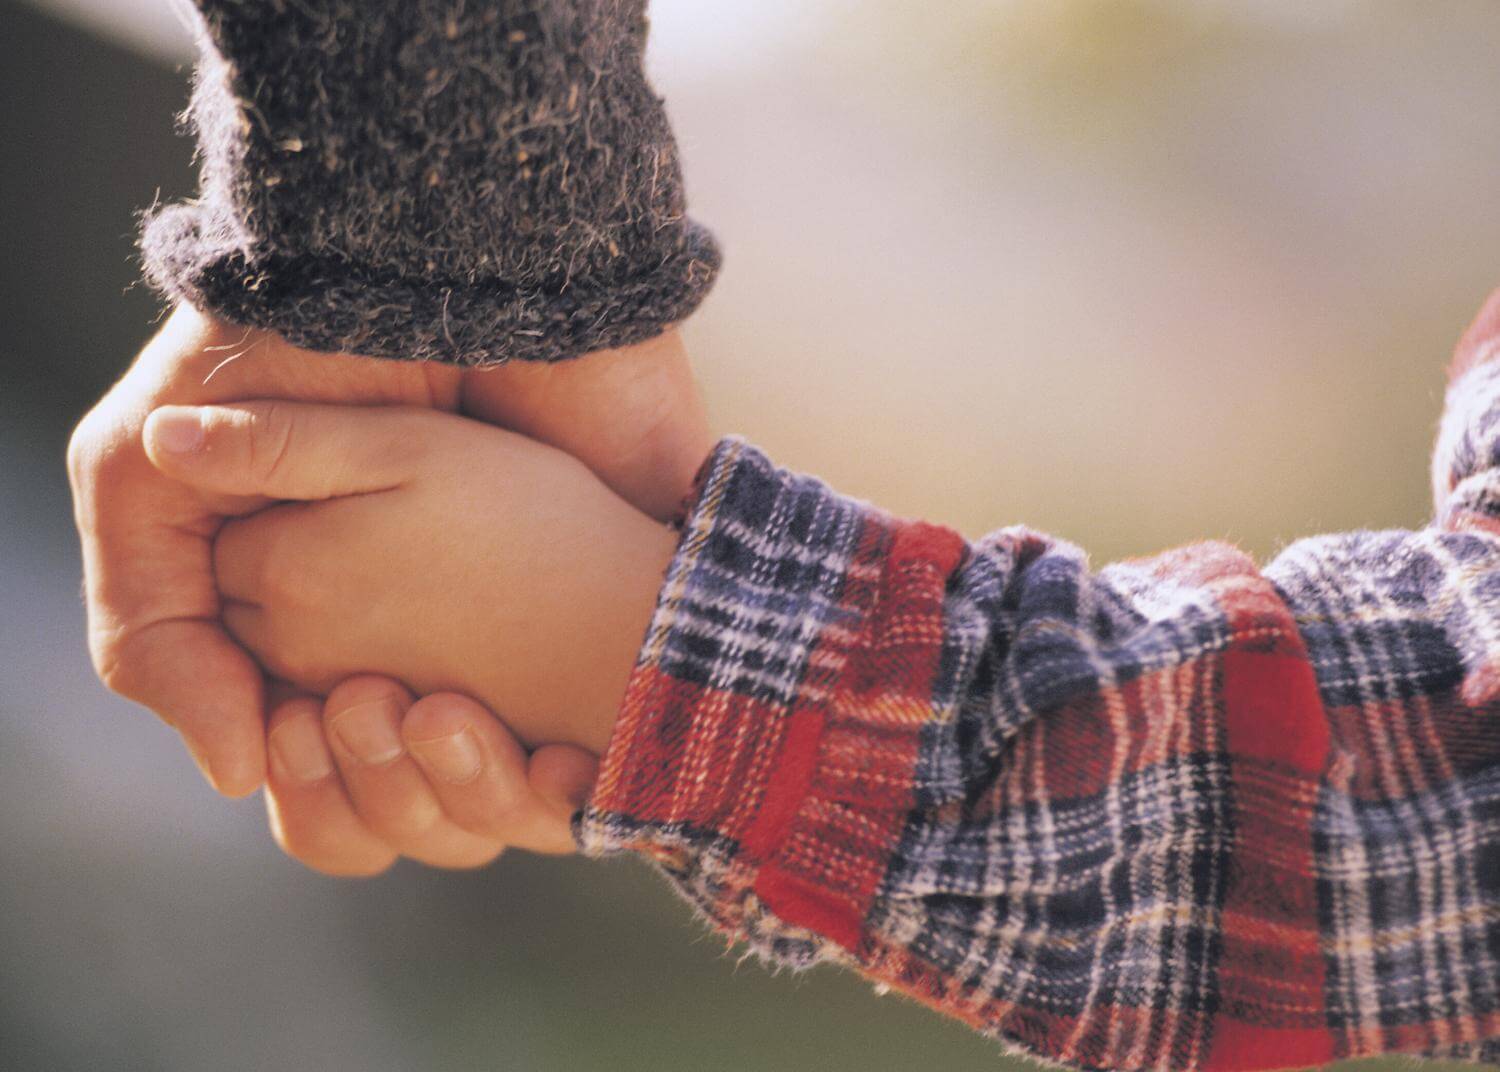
left=470, top=790, right=525, bottom=839
left=324, top=856, right=396, bottom=879
left=277, top=828, right=393, bottom=878
left=273, top=641, right=340, bottom=692
left=67, top=410, right=134, bottom=513
left=269, top=697, right=322, bottom=731
left=375, top=801, right=445, bottom=848
left=326, top=675, right=410, bottom=715
left=92, top=636, right=135, bottom=699
left=231, top=609, right=322, bottom=688
left=260, top=643, right=334, bottom=694
left=269, top=801, right=389, bottom=877
left=228, top=517, right=325, bottom=614
left=64, top=411, right=98, bottom=489
left=88, top=625, right=151, bottom=706
left=428, top=844, right=505, bottom=871
left=271, top=819, right=320, bottom=863
left=247, top=400, right=297, bottom=486
left=447, top=791, right=529, bottom=845
left=340, top=777, right=445, bottom=848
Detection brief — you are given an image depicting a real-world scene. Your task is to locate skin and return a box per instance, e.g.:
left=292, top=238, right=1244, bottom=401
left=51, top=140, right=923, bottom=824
left=143, top=402, right=678, bottom=874
left=142, top=400, right=675, bottom=755
left=75, top=290, right=1500, bottom=877
left=264, top=683, right=596, bottom=872
left=1449, top=287, right=1500, bottom=381
left=254, top=285, right=1500, bottom=877
left=68, top=304, right=713, bottom=871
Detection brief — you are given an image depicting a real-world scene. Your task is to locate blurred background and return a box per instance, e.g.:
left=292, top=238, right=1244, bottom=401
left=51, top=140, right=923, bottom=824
left=2, top=1, right=1497, bottom=1069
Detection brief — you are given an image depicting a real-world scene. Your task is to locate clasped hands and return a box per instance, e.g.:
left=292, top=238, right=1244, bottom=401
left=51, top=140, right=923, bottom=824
left=68, top=305, right=713, bottom=874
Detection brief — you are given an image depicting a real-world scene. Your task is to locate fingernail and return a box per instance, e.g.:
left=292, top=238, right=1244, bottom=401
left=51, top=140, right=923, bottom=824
left=330, top=699, right=405, bottom=766
left=409, top=729, right=483, bottom=784
left=269, top=719, right=334, bottom=784
left=151, top=409, right=205, bottom=454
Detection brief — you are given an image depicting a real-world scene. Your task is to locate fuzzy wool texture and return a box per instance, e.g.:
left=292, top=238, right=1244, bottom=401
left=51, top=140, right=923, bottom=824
left=141, top=0, right=720, bottom=365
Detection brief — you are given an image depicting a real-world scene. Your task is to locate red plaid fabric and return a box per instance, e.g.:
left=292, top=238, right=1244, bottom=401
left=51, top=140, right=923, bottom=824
left=578, top=339, right=1500, bottom=1070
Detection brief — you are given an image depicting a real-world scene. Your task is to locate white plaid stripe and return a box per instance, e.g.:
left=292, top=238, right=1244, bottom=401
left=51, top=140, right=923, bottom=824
left=582, top=349, right=1500, bottom=1069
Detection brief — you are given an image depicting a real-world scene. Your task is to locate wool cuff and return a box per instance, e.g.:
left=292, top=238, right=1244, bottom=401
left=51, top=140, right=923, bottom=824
left=141, top=0, right=720, bottom=365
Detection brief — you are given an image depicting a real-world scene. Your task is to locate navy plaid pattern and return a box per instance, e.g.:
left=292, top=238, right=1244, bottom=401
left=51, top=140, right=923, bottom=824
left=578, top=359, right=1500, bottom=1070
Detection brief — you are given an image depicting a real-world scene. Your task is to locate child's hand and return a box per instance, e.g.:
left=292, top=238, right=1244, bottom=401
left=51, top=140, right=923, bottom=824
left=142, top=401, right=681, bottom=755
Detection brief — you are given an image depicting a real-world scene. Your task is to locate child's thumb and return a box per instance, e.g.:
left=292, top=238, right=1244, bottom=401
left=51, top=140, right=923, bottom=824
left=143, top=401, right=416, bottom=501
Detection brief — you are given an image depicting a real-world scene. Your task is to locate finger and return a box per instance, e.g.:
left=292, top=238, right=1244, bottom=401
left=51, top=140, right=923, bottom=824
left=1451, top=287, right=1500, bottom=380
left=461, top=329, right=714, bottom=522
left=220, top=602, right=306, bottom=686
left=265, top=696, right=398, bottom=877
left=264, top=677, right=308, bottom=711
left=402, top=694, right=583, bottom=855
left=99, top=617, right=267, bottom=798
left=212, top=504, right=309, bottom=605
left=223, top=599, right=344, bottom=698
left=68, top=305, right=460, bottom=803
left=322, top=677, right=504, bottom=869
left=142, top=401, right=425, bottom=501
left=220, top=600, right=273, bottom=663
left=70, top=418, right=266, bottom=797
left=528, top=744, right=602, bottom=823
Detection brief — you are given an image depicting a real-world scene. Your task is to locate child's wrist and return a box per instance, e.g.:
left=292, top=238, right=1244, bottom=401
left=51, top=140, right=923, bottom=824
left=561, top=515, right=681, bottom=756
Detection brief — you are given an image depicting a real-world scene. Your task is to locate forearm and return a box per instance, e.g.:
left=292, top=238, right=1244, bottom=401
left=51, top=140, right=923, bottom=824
left=580, top=399, right=1500, bottom=1070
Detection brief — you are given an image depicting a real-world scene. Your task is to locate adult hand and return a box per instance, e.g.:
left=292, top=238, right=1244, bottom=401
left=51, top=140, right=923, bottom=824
left=459, top=326, right=713, bottom=525
left=68, top=305, right=463, bottom=797
left=263, top=678, right=600, bottom=875
left=69, top=304, right=713, bottom=808
left=255, top=332, right=713, bottom=874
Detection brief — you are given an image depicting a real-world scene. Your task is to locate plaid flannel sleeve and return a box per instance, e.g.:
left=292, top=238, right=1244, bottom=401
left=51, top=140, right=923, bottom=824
left=576, top=363, right=1500, bottom=1071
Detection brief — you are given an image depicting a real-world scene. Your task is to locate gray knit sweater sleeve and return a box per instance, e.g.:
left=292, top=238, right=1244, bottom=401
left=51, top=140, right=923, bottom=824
left=141, top=0, right=720, bottom=365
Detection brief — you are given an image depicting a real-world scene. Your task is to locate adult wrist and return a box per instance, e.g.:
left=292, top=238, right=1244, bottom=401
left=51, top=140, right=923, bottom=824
left=141, top=1, right=720, bottom=366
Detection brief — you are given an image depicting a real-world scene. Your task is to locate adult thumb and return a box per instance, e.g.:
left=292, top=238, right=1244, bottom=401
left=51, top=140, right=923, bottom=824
left=461, top=329, right=715, bottom=523
left=143, top=401, right=418, bottom=501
